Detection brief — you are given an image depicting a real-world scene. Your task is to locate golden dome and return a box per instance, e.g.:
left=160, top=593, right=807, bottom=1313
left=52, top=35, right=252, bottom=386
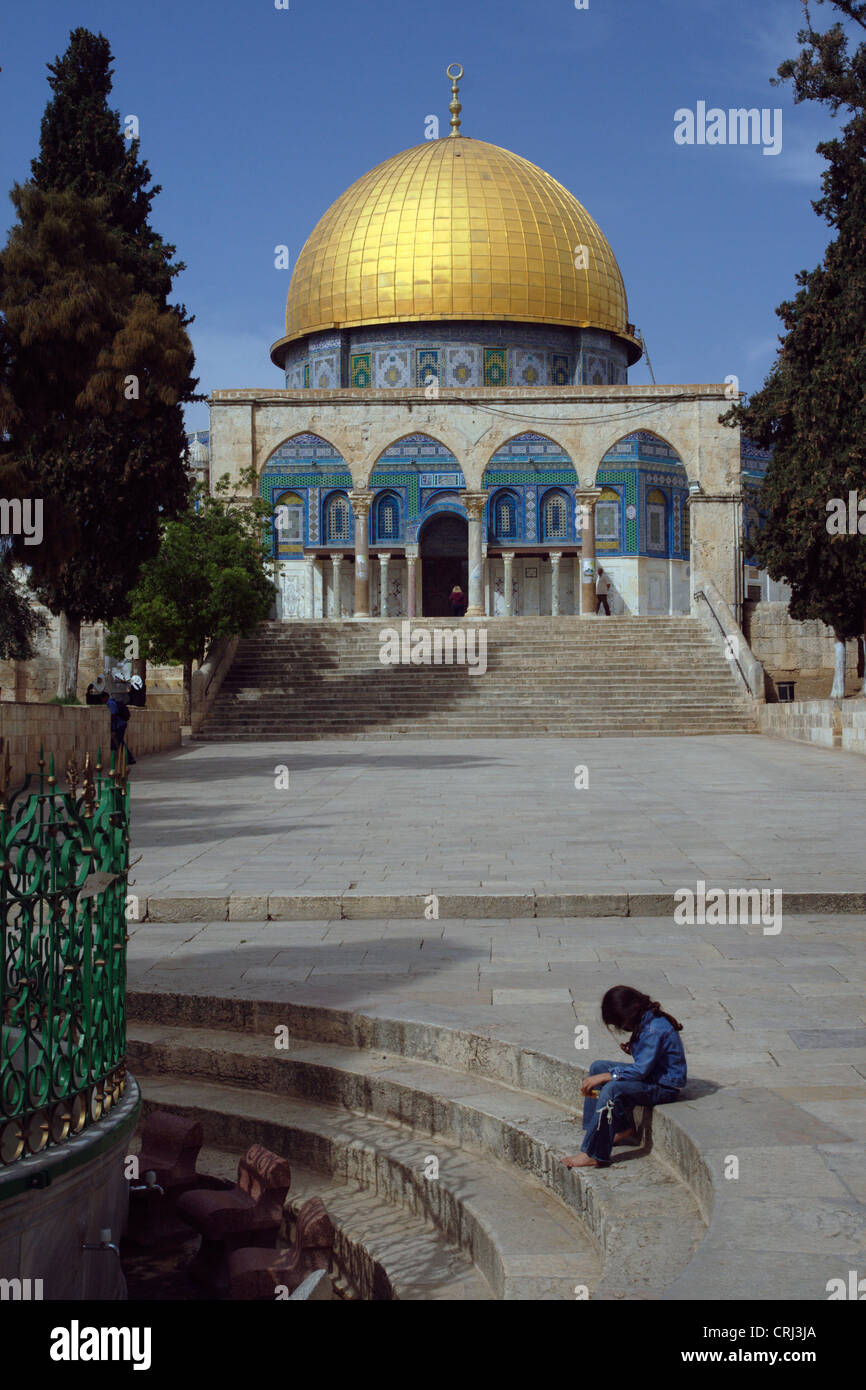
left=271, top=135, right=638, bottom=364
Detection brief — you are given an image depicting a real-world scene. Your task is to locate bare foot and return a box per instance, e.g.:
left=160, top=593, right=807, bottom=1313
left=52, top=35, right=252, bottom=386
left=613, top=1128, right=636, bottom=1145
left=562, top=1153, right=599, bottom=1168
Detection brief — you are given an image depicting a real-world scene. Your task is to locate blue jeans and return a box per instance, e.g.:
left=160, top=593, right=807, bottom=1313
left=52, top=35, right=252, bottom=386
left=580, top=1060, right=678, bottom=1163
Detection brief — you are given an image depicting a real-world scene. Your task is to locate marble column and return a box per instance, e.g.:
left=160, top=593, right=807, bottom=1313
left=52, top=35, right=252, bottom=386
left=303, top=554, right=316, bottom=619
left=349, top=490, right=373, bottom=618
left=330, top=553, right=343, bottom=618
left=502, top=551, right=515, bottom=618
left=481, top=542, right=489, bottom=617
left=575, top=488, right=602, bottom=617
left=549, top=551, right=562, bottom=616
left=406, top=548, right=418, bottom=619
left=462, top=491, right=488, bottom=618
left=378, top=553, right=391, bottom=617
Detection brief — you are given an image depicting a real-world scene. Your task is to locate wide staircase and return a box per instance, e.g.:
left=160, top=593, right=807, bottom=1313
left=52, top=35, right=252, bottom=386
left=198, top=616, right=756, bottom=741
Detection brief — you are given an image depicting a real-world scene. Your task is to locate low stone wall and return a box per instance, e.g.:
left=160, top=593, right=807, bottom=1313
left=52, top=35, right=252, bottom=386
left=759, top=698, right=866, bottom=755
left=747, top=603, right=860, bottom=699
left=0, top=704, right=180, bottom=785
left=125, top=709, right=182, bottom=759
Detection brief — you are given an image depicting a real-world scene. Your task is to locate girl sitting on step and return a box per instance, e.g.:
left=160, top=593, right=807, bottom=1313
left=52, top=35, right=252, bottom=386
left=562, top=985, right=686, bottom=1170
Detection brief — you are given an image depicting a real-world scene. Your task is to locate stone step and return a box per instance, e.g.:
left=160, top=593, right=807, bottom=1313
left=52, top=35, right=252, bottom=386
left=133, top=1072, right=600, bottom=1301
left=191, top=1143, right=492, bottom=1300
left=126, top=1009, right=705, bottom=1299
left=201, top=615, right=754, bottom=742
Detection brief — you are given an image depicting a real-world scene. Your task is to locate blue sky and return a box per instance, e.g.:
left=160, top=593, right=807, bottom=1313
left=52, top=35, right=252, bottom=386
left=1, top=0, right=851, bottom=429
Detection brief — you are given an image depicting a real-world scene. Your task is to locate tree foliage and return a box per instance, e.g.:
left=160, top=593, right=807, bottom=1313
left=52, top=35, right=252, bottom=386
left=122, top=474, right=275, bottom=713
left=0, top=28, right=197, bottom=683
left=724, top=0, right=866, bottom=646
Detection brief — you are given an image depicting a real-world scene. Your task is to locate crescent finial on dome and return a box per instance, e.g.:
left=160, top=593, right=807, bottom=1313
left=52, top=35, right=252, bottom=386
left=446, top=63, right=463, bottom=137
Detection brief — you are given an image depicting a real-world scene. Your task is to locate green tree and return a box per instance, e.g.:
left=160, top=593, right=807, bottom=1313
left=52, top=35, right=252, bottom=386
left=725, top=0, right=866, bottom=697
left=0, top=28, right=197, bottom=698
left=122, top=475, right=275, bottom=722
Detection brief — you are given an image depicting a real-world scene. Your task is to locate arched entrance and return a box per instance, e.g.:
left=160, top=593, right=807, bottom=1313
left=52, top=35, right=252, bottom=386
left=419, top=512, right=468, bottom=616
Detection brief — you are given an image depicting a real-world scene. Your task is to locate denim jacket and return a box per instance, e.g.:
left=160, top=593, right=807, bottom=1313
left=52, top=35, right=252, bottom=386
left=609, top=1012, right=687, bottom=1090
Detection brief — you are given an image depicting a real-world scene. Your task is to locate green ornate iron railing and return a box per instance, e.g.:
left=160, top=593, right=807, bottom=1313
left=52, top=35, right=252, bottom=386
left=0, top=741, right=130, bottom=1168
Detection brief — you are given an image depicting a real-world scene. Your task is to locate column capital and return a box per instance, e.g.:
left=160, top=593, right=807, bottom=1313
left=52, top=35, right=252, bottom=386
left=303, top=552, right=317, bottom=566
left=549, top=550, right=563, bottom=562
left=462, top=490, right=489, bottom=522
left=501, top=550, right=516, bottom=561
left=349, top=488, right=375, bottom=518
left=574, top=486, right=603, bottom=509
left=378, top=552, right=392, bottom=562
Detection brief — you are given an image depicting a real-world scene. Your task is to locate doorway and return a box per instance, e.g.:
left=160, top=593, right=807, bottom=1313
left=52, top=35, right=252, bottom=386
left=419, top=512, right=468, bottom=616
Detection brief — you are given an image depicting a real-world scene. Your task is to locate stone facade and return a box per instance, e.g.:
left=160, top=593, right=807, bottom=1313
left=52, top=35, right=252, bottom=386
left=0, top=603, right=187, bottom=712
left=747, top=602, right=861, bottom=700
left=212, top=383, right=740, bottom=617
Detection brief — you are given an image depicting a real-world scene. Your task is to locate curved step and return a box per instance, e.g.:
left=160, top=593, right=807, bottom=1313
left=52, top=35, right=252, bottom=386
left=127, top=1012, right=705, bottom=1299
left=133, top=1070, right=601, bottom=1300
left=180, top=1142, right=492, bottom=1301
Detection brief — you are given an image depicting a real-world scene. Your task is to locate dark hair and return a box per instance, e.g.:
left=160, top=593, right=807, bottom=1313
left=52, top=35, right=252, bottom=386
left=601, top=985, right=683, bottom=1054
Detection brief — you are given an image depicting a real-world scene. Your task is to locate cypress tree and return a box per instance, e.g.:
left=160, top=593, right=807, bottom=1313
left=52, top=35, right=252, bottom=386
left=0, top=27, right=197, bottom=697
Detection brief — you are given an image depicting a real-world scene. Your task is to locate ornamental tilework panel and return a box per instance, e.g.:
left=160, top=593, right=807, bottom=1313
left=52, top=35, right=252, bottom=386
left=596, top=468, right=639, bottom=552
left=307, top=487, right=319, bottom=542
left=674, top=497, right=682, bottom=554
left=369, top=472, right=417, bottom=515
left=415, top=348, right=440, bottom=387
left=267, top=434, right=348, bottom=467
left=312, top=354, right=338, bottom=389
left=486, top=432, right=575, bottom=470
left=484, top=347, right=507, bottom=386
left=552, top=353, right=571, bottom=385
left=374, top=349, right=411, bottom=389
left=351, top=353, right=371, bottom=388
left=525, top=487, right=537, bottom=540
left=303, top=362, right=311, bottom=389
left=447, top=345, right=481, bottom=387
left=377, top=435, right=460, bottom=467
left=513, top=350, right=547, bottom=387
left=583, top=353, right=607, bottom=386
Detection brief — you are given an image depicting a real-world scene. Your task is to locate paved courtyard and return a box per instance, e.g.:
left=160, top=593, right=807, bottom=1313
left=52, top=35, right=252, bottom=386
left=126, top=909, right=866, bottom=1275
left=125, top=733, right=866, bottom=1292
left=129, top=734, right=866, bottom=900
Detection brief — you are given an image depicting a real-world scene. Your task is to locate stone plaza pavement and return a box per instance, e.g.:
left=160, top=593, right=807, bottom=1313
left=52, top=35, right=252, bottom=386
left=126, top=909, right=866, bottom=1294
left=129, top=734, right=866, bottom=905
left=125, top=733, right=866, bottom=1295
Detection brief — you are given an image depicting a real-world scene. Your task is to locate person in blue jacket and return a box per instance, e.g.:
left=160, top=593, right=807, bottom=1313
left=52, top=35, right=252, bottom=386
left=562, top=985, right=687, bottom=1169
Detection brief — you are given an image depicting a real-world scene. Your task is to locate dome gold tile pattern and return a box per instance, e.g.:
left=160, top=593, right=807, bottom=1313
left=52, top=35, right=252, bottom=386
left=277, top=137, right=635, bottom=352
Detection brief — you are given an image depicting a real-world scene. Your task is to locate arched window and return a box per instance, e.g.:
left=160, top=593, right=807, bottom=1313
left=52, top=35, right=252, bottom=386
left=647, top=488, right=667, bottom=552
left=324, top=492, right=352, bottom=543
left=274, top=490, right=304, bottom=547
left=542, top=489, right=570, bottom=542
left=492, top=490, right=519, bottom=541
left=374, top=492, right=401, bottom=543
left=595, top=487, right=621, bottom=545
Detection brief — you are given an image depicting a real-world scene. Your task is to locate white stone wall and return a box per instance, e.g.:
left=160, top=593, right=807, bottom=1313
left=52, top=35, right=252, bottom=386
left=759, top=699, right=866, bottom=756
left=748, top=603, right=860, bottom=698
